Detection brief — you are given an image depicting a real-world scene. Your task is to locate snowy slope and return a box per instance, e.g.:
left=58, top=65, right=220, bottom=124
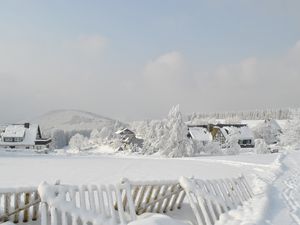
left=32, top=110, right=123, bottom=132
left=31, top=110, right=126, bottom=148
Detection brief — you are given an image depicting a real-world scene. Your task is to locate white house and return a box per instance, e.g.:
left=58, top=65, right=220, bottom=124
left=0, top=123, right=51, bottom=150
left=187, top=126, right=212, bottom=145
left=212, top=124, right=255, bottom=148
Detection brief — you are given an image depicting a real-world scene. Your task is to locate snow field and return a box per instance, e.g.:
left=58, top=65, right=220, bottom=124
left=1, top=151, right=300, bottom=224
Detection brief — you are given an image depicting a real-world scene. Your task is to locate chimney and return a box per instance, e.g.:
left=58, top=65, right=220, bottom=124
left=24, top=123, right=30, bottom=128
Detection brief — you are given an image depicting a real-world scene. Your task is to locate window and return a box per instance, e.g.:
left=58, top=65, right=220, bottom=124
left=4, top=137, right=13, bottom=142
left=14, top=137, right=23, bottom=142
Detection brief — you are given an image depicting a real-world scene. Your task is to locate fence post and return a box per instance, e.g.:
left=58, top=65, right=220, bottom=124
left=32, top=191, right=39, bottom=221
left=23, top=193, right=30, bottom=223
left=13, top=193, right=20, bottom=223
left=3, top=194, right=10, bottom=222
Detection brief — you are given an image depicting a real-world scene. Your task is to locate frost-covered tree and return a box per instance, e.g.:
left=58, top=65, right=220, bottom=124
left=253, top=119, right=281, bottom=144
left=140, top=120, right=163, bottom=155
left=69, top=133, right=89, bottom=151
left=280, top=109, right=300, bottom=149
left=51, top=129, right=67, bottom=149
left=255, top=139, right=270, bottom=154
left=158, top=105, right=195, bottom=157
left=202, top=142, right=222, bottom=155
left=222, top=129, right=241, bottom=155
left=188, top=108, right=293, bottom=120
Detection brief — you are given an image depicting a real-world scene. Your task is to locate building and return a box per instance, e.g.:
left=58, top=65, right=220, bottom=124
left=187, top=125, right=212, bottom=145
left=115, top=128, right=143, bottom=149
left=250, top=119, right=283, bottom=145
left=210, top=124, right=255, bottom=148
left=0, top=123, right=51, bottom=150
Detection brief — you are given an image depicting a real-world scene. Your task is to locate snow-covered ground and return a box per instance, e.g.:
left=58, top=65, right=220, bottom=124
left=0, top=151, right=275, bottom=187
left=1, top=149, right=300, bottom=224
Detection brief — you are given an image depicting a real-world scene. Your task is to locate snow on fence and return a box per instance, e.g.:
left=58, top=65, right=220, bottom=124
left=180, top=175, right=253, bottom=225
left=0, top=176, right=254, bottom=225
left=38, top=181, right=137, bottom=225
left=122, top=179, right=186, bottom=215
left=38, top=179, right=186, bottom=225
left=0, top=187, right=40, bottom=224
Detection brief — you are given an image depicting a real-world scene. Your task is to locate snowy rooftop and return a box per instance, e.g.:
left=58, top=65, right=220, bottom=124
left=219, top=125, right=254, bottom=140
left=115, top=128, right=134, bottom=135
left=2, top=125, right=26, bottom=138
left=0, top=124, right=40, bottom=146
left=188, top=127, right=212, bottom=141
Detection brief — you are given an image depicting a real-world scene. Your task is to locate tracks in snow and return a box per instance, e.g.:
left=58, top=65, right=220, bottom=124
left=280, top=155, right=300, bottom=225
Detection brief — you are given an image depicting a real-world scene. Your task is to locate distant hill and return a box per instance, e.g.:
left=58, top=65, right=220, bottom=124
left=32, top=109, right=121, bottom=131
left=31, top=110, right=126, bottom=148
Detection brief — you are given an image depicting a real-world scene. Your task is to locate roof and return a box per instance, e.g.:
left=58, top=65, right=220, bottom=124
left=188, top=127, right=212, bottom=141
left=115, top=128, right=135, bottom=135
left=218, top=125, right=254, bottom=140
left=0, top=124, right=40, bottom=146
left=266, top=119, right=282, bottom=132
left=2, top=125, right=25, bottom=138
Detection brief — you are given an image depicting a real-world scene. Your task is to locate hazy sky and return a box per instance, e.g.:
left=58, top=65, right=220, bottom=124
left=1, top=0, right=300, bottom=122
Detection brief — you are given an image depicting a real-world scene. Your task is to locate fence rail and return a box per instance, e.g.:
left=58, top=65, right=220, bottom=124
left=123, top=179, right=186, bottom=215
left=38, top=181, right=137, bottom=225
left=0, top=175, right=254, bottom=225
left=180, top=175, right=253, bottom=225
left=0, top=187, right=39, bottom=224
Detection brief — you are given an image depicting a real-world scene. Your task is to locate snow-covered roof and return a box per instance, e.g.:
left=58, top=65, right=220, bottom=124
left=219, top=125, right=254, bottom=140
left=188, top=127, right=212, bottom=141
left=266, top=119, right=282, bottom=132
left=115, top=128, right=134, bottom=135
left=0, top=124, right=40, bottom=146
left=2, top=125, right=25, bottom=138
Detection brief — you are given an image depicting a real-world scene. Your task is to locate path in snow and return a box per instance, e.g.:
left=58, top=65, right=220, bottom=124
left=277, top=152, right=300, bottom=225
left=242, top=151, right=300, bottom=225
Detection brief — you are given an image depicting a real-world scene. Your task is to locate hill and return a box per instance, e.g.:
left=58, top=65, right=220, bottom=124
left=31, top=110, right=126, bottom=148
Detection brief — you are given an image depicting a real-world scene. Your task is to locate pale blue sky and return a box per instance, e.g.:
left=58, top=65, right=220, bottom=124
left=0, top=0, right=300, bottom=122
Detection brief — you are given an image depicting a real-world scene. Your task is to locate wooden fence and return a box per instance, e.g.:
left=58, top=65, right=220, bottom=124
left=38, top=182, right=137, bottom=225
left=38, top=179, right=186, bottom=225
left=1, top=175, right=254, bottom=225
left=0, top=187, right=40, bottom=224
left=180, top=175, right=253, bottom=225
left=122, top=179, right=186, bottom=215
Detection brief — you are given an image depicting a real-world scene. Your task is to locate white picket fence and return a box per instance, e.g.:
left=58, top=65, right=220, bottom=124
left=38, top=181, right=137, bottom=225
left=0, top=175, right=253, bottom=225
left=0, top=187, right=40, bottom=223
left=38, top=179, right=186, bottom=225
left=180, top=175, right=253, bottom=225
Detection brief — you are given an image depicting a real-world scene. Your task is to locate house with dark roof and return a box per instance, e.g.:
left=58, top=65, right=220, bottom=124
left=115, top=128, right=143, bottom=150
left=0, top=123, right=51, bottom=150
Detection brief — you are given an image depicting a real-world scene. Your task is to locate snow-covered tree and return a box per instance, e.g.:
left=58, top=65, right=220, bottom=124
left=280, top=109, right=300, bottom=149
left=158, top=105, right=195, bottom=157
left=255, top=139, right=270, bottom=154
left=253, top=119, right=281, bottom=145
left=51, top=129, right=67, bottom=149
left=202, top=142, right=222, bottom=155
left=69, top=133, right=89, bottom=151
left=222, top=129, right=241, bottom=155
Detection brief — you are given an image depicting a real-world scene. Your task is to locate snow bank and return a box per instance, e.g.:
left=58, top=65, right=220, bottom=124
left=215, top=153, right=286, bottom=225
left=128, top=214, right=191, bottom=225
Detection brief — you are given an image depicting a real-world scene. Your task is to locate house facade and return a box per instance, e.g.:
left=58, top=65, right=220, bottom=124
left=187, top=125, right=212, bottom=145
left=0, top=123, right=51, bottom=150
left=115, top=128, right=143, bottom=149
left=211, top=124, right=255, bottom=148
